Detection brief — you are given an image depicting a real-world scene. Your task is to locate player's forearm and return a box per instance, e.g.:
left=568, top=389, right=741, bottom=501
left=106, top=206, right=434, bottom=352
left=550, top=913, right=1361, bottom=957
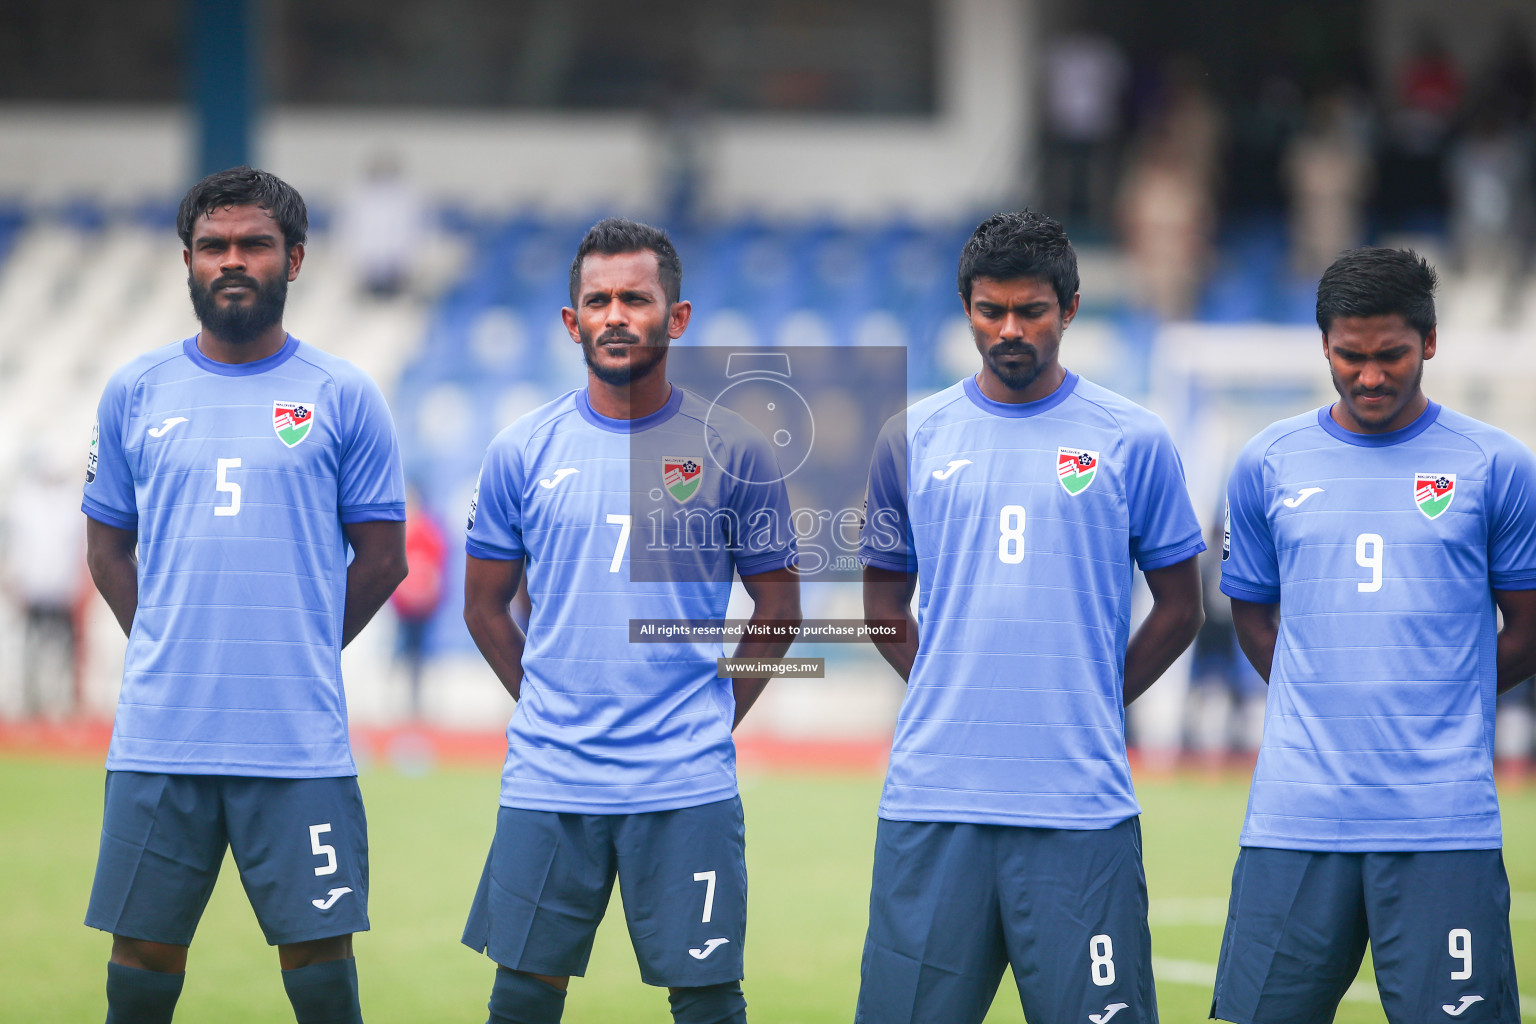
left=1495, top=640, right=1536, bottom=694
left=870, top=614, right=919, bottom=682
left=341, top=562, right=406, bottom=647
left=866, top=594, right=919, bottom=680
left=340, top=520, right=408, bottom=647
left=86, top=519, right=139, bottom=636
left=465, top=605, right=527, bottom=701
left=729, top=586, right=802, bottom=728
left=1123, top=600, right=1202, bottom=705
left=1230, top=599, right=1280, bottom=683
left=863, top=567, right=918, bottom=682
left=1493, top=590, right=1536, bottom=693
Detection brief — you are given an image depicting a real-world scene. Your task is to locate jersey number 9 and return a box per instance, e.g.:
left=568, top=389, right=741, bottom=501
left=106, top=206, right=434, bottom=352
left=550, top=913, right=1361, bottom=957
left=1355, top=533, right=1383, bottom=593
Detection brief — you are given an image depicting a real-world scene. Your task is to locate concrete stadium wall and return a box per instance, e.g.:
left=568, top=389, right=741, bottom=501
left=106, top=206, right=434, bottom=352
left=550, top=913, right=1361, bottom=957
left=0, top=0, right=1035, bottom=220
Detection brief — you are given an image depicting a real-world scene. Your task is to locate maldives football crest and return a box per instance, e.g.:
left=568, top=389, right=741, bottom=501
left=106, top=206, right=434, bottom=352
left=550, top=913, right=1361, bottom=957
left=273, top=401, right=315, bottom=448
left=1414, top=473, right=1455, bottom=519
left=663, top=456, right=703, bottom=502
left=1057, top=447, right=1099, bottom=496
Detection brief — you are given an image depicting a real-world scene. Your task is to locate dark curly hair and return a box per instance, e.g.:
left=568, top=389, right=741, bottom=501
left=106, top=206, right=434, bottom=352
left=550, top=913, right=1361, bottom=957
left=569, top=217, right=682, bottom=305
left=1316, top=247, right=1437, bottom=340
left=176, top=166, right=308, bottom=251
left=957, top=210, right=1079, bottom=311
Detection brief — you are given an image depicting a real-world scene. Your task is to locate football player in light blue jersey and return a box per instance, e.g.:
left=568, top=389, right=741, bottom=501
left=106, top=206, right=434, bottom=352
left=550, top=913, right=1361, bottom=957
left=1212, top=248, right=1536, bottom=1024
left=857, top=211, right=1206, bottom=1024
left=460, top=218, right=800, bottom=1024
left=81, top=168, right=407, bottom=1024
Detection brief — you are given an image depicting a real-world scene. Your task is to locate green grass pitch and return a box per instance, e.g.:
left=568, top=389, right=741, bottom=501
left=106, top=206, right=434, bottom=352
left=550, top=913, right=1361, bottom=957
left=2, top=755, right=1532, bottom=1022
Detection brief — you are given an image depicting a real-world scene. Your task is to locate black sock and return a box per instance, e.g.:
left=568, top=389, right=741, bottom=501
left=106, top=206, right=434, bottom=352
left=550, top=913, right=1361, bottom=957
left=487, top=966, right=566, bottom=1024
left=105, top=961, right=184, bottom=1024
left=668, top=981, right=747, bottom=1024
left=281, top=958, right=363, bottom=1024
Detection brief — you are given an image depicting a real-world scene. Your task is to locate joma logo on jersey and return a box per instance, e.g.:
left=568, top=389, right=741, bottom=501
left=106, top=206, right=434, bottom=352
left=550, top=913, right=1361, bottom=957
left=663, top=456, right=703, bottom=502
left=1057, top=447, right=1099, bottom=496
left=273, top=401, right=316, bottom=448
left=1414, top=473, right=1455, bottom=519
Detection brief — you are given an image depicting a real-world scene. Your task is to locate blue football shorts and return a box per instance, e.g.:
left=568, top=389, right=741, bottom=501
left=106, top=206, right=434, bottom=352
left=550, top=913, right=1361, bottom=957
left=462, top=796, right=747, bottom=987
left=85, top=771, right=369, bottom=946
left=1211, top=846, right=1519, bottom=1024
left=856, top=816, right=1157, bottom=1024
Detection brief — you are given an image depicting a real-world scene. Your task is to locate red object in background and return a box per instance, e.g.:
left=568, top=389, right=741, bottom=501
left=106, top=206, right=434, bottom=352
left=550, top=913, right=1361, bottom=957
left=391, top=510, right=447, bottom=621
left=1400, top=52, right=1462, bottom=117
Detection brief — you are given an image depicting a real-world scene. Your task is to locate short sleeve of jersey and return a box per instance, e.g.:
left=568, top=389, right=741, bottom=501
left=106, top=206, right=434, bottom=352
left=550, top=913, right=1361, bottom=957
left=1125, top=417, right=1205, bottom=571
left=82, top=370, right=137, bottom=530
left=723, top=430, right=797, bottom=576
left=465, top=430, right=526, bottom=561
left=1219, top=437, right=1280, bottom=602
left=1488, top=438, right=1536, bottom=590
left=859, top=415, right=916, bottom=573
left=338, top=375, right=407, bottom=523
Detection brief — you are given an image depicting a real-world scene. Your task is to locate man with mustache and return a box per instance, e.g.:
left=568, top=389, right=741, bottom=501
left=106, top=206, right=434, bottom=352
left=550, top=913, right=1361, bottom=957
left=461, top=218, right=800, bottom=1024
left=1212, top=247, right=1536, bottom=1024
left=856, top=210, right=1205, bottom=1024
left=81, top=166, right=407, bottom=1023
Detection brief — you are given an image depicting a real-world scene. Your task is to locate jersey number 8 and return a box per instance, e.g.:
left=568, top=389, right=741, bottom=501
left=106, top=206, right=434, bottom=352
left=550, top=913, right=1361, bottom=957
left=998, top=505, right=1027, bottom=564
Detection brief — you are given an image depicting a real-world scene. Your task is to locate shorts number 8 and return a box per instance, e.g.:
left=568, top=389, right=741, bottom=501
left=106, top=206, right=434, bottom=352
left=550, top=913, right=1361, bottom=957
left=1090, top=933, right=1115, bottom=986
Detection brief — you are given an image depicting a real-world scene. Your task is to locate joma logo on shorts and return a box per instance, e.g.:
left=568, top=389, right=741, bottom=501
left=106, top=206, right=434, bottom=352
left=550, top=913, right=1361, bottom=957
left=1442, top=995, right=1483, bottom=1016
left=688, top=938, right=729, bottom=959
left=312, top=887, right=352, bottom=910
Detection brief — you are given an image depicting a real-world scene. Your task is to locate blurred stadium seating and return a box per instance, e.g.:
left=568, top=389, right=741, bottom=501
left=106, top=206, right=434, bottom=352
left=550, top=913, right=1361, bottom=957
left=2, top=194, right=1536, bottom=754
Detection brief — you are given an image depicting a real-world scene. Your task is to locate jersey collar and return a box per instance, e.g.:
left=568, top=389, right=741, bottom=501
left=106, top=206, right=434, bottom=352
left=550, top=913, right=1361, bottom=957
left=1316, top=401, right=1441, bottom=447
left=578, top=384, right=683, bottom=433
left=963, top=371, right=1078, bottom=418
left=182, top=334, right=299, bottom=376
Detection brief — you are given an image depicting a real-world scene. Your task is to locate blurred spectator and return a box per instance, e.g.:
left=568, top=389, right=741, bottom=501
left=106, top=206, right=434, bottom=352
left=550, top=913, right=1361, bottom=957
left=1382, top=29, right=1461, bottom=219
left=1158, top=57, right=1225, bottom=187
left=1226, top=75, right=1305, bottom=216
left=2, top=452, right=87, bottom=717
left=390, top=490, right=447, bottom=719
left=1446, top=104, right=1533, bottom=317
left=1394, top=31, right=1463, bottom=153
left=1042, top=32, right=1129, bottom=236
left=658, top=61, right=709, bottom=230
left=1475, top=20, right=1535, bottom=127
left=1117, top=57, right=1222, bottom=319
left=1284, top=91, right=1374, bottom=276
left=337, top=153, right=428, bottom=298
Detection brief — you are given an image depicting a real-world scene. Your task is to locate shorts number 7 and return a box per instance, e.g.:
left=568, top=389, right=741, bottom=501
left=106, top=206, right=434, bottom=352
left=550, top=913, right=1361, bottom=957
left=693, top=870, right=716, bottom=923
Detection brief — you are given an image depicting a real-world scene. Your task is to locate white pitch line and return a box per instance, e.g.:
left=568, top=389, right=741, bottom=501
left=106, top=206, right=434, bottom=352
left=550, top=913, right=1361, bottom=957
left=1152, top=958, right=1533, bottom=1018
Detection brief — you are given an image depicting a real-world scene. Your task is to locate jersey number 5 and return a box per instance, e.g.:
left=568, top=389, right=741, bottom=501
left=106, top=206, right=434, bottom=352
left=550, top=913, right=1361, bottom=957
left=214, top=458, right=242, bottom=517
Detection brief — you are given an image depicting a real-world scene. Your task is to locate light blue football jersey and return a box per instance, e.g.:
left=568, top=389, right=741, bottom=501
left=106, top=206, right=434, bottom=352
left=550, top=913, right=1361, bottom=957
left=467, top=386, right=796, bottom=815
left=860, top=373, right=1205, bottom=828
left=82, top=336, right=405, bottom=777
left=1222, top=403, right=1536, bottom=852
